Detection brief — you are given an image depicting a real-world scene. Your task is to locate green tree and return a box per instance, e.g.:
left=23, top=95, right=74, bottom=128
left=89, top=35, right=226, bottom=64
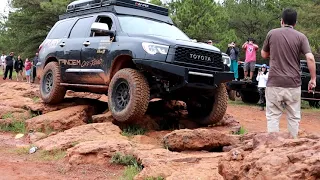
left=0, top=0, right=74, bottom=58
left=169, top=0, right=230, bottom=46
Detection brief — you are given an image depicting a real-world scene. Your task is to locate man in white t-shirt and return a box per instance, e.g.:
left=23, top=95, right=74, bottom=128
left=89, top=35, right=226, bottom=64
left=0, top=53, right=6, bottom=71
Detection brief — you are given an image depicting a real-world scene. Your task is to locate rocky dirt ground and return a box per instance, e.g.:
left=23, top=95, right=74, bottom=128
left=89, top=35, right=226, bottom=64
left=0, top=80, right=319, bottom=180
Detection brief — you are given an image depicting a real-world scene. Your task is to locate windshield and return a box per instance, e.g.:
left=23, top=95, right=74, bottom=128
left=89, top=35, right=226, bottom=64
left=117, top=16, right=190, bottom=41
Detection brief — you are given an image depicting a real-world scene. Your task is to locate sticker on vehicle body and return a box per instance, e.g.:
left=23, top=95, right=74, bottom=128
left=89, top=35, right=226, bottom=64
left=81, top=59, right=102, bottom=67
left=59, top=59, right=81, bottom=66
left=97, top=38, right=112, bottom=54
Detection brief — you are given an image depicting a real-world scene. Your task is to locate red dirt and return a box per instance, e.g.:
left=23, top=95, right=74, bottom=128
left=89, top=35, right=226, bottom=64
left=227, top=103, right=320, bottom=135
left=0, top=132, right=124, bottom=180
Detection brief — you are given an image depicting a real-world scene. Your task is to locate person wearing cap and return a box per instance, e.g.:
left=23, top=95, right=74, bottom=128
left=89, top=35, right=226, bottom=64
left=256, top=64, right=269, bottom=111
left=261, top=8, right=316, bottom=138
left=226, top=41, right=239, bottom=81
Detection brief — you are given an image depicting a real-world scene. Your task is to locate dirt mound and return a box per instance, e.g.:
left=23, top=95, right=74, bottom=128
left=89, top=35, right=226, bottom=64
left=218, top=132, right=320, bottom=180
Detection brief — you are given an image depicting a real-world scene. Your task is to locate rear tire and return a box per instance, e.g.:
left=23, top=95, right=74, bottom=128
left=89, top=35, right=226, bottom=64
left=108, top=68, right=150, bottom=123
left=308, top=100, right=320, bottom=108
left=187, top=83, right=228, bottom=125
left=39, top=62, right=66, bottom=104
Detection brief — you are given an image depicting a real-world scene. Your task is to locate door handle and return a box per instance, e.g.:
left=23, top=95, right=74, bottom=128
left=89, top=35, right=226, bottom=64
left=59, top=42, right=65, bottom=47
left=83, top=41, right=90, bottom=46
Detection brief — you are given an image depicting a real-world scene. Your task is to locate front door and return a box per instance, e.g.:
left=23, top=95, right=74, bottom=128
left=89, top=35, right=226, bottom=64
left=80, top=15, right=115, bottom=84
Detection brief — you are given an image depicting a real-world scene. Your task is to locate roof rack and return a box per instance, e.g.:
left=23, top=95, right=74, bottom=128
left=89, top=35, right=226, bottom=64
left=65, top=0, right=168, bottom=16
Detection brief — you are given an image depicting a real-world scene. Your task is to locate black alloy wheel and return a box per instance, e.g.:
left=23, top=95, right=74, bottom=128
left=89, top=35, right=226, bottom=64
left=113, top=79, right=131, bottom=111
left=43, top=70, right=53, bottom=94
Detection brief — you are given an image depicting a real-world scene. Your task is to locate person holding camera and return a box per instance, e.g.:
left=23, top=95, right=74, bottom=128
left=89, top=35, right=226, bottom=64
left=226, top=41, right=239, bottom=81
left=242, top=38, right=259, bottom=82
left=256, top=64, right=269, bottom=111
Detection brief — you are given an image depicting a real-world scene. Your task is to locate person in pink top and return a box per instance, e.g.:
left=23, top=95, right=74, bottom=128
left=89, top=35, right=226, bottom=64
left=241, top=38, right=259, bottom=82
left=25, top=58, right=32, bottom=83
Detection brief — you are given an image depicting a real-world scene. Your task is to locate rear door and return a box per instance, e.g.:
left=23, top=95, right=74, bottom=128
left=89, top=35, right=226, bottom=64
left=80, top=14, right=116, bottom=84
left=61, top=16, right=95, bottom=83
left=39, top=18, right=75, bottom=80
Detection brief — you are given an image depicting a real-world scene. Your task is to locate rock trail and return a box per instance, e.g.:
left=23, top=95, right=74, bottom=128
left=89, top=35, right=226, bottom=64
left=0, top=82, right=318, bottom=180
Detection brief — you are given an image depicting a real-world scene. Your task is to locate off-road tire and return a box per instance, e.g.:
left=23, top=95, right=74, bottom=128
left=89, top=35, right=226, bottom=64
left=187, top=83, right=228, bottom=125
left=240, top=91, right=260, bottom=104
left=39, top=61, right=66, bottom=104
left=108, top=68, right=150, bottom=123
left=308, top=100, right=320, bottom=108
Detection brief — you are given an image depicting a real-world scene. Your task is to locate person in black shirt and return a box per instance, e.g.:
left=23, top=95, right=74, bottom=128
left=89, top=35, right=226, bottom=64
left=3, top=52, right=14, bottom=80
left=14, top=55, right=24, bottom=81
left=31, top=52, right=39, bottom=83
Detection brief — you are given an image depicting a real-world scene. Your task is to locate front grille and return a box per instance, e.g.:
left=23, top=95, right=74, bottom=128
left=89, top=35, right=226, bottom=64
left=173, top=46, right=223, bottom=69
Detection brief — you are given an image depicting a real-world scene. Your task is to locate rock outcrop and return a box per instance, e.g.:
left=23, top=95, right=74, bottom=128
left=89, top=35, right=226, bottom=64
left=26, top=105, right=93, bottom=132
left=34, top=122, right=126, bottom=151
left=218, top=132, right=320, bottom=180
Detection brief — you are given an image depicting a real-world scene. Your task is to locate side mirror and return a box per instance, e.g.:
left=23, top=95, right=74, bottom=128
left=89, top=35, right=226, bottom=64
left=91, top=22, right=115, bottom=37
left=91, top=22, right=109, bottom=32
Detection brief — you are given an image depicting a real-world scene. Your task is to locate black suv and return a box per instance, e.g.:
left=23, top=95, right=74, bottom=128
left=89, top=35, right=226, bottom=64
left=37, top=0, right=234, bottom=124
left=227, top=60, right=320, bottom=108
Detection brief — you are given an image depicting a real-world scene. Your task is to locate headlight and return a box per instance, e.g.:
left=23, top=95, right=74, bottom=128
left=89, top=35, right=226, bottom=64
left=142, top=42, right=169, bottom=55
left=222, top=55, right=231, bottom=67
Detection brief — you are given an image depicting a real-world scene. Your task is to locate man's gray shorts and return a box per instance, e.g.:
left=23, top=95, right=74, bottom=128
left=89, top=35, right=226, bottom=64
left=244, top=61, right=256, bottom=72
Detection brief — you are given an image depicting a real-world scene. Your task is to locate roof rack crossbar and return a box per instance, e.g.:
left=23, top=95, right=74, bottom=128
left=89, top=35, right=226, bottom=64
left=65, top=0, right=168, bottom=16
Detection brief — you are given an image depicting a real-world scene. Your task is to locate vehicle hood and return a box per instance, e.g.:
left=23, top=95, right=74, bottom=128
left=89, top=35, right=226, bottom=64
left=127, top=34, right=221, bottom=52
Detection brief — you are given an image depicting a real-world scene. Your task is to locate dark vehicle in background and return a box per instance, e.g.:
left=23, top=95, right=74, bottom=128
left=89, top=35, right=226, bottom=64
left=36, top=0, right=234, bottom=125
left=227, top=60, right=320, bottom=108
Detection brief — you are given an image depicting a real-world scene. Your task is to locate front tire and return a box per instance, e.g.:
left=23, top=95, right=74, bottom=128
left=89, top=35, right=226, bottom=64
left=39, top=62, right=66, bottom=104
left=108, top=68, right=150, bottom=123
left=187, top=83, right=228, bottom=125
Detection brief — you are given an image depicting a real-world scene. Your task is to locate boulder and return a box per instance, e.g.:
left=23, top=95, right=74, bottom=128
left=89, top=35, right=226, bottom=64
left=67, top=139, right=133, bottom=165
left=163, top=128, right=240, bottom=152
left=26, top=105, right=93, bottom=132
left=35, top=122, right=126, bottom=151
left=218, top=132, right=320, bottom=180
left=91, top=111, right=114, bottom=123
left=65, top=90, right=103, bottom=99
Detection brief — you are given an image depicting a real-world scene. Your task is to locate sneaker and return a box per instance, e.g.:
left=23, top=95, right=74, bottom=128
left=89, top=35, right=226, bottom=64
left=260, top=107, right=264, bottom=111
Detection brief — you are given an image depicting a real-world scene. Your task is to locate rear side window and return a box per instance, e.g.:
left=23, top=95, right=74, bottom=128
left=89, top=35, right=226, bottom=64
left=69, top=17, right=93, bottom=38
left=48, top=19, right=75, bottom=39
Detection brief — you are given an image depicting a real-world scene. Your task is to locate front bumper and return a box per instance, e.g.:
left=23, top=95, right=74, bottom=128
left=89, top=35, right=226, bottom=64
left=133, top=59, right=234, bottom=90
